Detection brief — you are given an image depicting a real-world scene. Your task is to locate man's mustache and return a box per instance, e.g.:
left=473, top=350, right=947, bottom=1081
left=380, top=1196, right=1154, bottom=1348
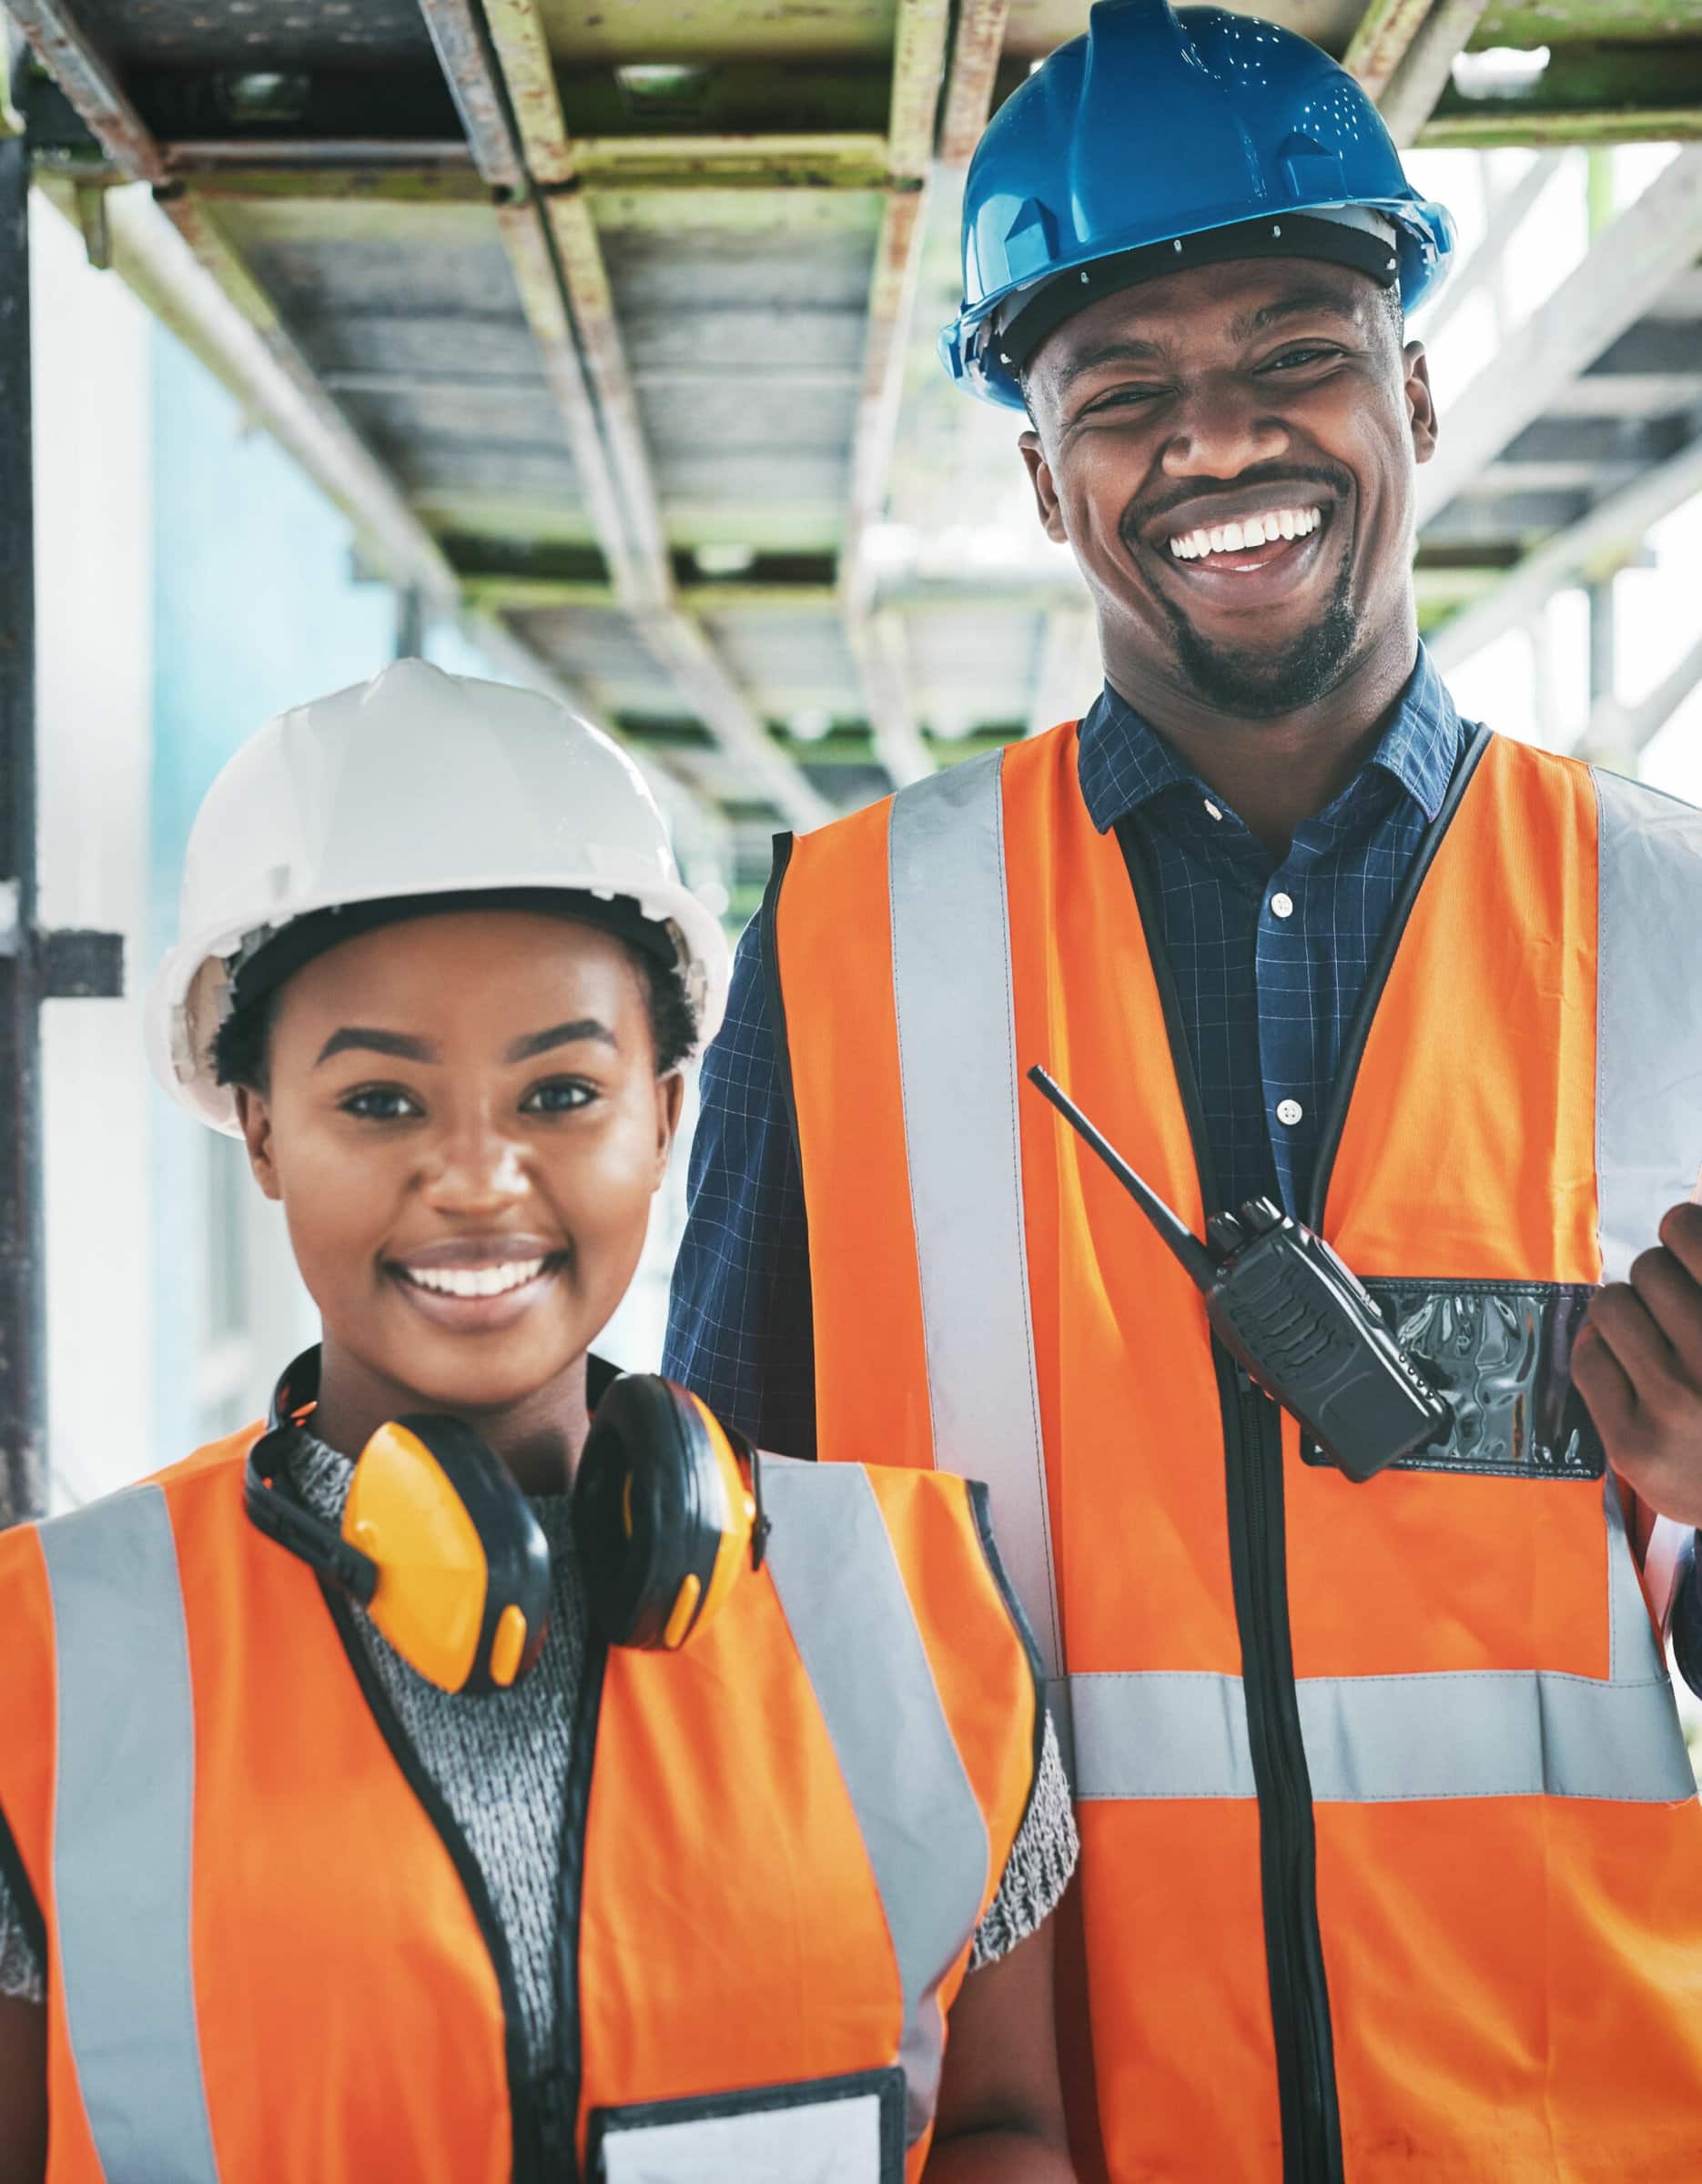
left=1119, top=461, right=1355, bottom=545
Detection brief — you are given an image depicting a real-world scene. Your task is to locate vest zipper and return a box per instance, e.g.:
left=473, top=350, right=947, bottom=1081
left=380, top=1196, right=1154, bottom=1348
left=1114, top=814, right=1346, bottom=2183
left=1221, top=1360, right=1343, bottom=2184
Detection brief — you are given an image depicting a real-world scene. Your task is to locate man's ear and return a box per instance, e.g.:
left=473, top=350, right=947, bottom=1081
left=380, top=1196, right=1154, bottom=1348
left=1404, top=342, right=1438, bottom=467
left=1018, top=428, right=1070, bottom=545
left=236, top=1085, right=282, bottom=1202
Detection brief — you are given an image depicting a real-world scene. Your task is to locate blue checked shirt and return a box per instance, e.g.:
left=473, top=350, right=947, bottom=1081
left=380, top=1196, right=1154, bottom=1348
left=665, top=647, right=1464, bottom=1459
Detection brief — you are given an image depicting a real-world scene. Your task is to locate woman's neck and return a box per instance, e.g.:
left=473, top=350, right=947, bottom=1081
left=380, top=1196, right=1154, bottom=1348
left=309, top=1337, right=592, bottom=1498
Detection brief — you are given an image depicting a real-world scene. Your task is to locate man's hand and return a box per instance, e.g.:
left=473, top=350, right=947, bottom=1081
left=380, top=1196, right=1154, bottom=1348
left=1575, top=1201, right=1702, bottom=1526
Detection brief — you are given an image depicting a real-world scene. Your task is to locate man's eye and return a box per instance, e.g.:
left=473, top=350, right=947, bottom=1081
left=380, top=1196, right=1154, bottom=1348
left=342, top=1087, right=421, bottom=1121
left=1086, top=385, right=1166, bottom=414
left=522, top=1078, right=595, bottom=1116
left=1264, top=346, right=1340, bottom=371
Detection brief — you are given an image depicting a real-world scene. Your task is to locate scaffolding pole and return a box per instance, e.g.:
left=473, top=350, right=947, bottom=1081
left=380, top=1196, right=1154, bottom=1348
left=0, top=136, right=45, bottom=1525
left=0, top=136, right=125, bottom=1527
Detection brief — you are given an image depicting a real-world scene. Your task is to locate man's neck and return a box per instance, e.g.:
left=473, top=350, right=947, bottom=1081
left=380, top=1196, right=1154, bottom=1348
left=1104, top=628, right=1419, bottom=858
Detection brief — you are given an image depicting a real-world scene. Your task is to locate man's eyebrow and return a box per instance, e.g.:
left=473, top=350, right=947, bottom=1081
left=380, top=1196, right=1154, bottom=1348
left=315, top=1027, right=440, bottom=1067
left=1054, top=334, right=1167, bottom=392
left=1227, top=289, right=1363, bottom=342
left=504, top=1018, right=618, bottom=1064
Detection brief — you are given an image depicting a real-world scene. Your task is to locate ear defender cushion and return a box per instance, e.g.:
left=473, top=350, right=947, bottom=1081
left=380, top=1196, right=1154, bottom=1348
left=350, top=1416, right=552, bottom=1696
left=573, top=1376, right=734, bottom=1649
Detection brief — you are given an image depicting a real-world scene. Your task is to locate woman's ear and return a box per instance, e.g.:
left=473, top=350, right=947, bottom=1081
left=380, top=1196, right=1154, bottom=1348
left=653, top=1069, right=686, bottom=1184
left=236, top=1085, right=282, bottom=1202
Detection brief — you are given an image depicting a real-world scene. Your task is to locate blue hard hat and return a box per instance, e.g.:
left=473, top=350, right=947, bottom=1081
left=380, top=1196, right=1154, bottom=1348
left=941, top=0, right=1455, bottom=408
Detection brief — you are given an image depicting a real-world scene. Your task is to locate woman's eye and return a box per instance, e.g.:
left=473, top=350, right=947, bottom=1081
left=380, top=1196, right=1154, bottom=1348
left=342, top=1087, right=421, bottom=1121
left=522, top=1078, right=595, bottom=1116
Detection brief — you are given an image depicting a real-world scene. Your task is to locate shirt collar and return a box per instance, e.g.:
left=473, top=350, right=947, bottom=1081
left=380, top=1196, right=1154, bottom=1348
left=1077, top=642, right=1463, bottom=834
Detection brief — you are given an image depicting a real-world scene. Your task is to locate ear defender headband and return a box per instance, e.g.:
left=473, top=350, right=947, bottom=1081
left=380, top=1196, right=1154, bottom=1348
left=245, top=1350, right=765, bottom=1694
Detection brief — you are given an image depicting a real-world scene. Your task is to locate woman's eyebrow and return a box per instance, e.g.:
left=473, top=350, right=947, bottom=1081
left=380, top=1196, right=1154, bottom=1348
left=504, top=1018, right=617, bottom=1064
left=315, top=1027, right=439, bottom=1067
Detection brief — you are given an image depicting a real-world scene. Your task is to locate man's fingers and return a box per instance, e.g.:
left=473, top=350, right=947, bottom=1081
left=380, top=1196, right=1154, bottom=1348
left=1585, top=1282, right=1695, bottom=1407
left=1659, top=1199, right=1702, bottom=1279
left=1627, top=1245, right=1702, bottom=1382
left=1571, top=1319, right=1638, bottom=1440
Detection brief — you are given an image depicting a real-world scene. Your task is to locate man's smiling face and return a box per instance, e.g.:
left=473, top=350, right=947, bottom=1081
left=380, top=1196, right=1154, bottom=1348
left=1018, top=257, right=1437, bottom=722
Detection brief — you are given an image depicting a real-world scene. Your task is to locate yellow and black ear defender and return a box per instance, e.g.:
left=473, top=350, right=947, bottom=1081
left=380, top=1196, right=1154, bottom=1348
left=245, top=1349, right=552, bottom=1698
left=246, top=1350, right=767, bottom=1691
left=572, top=1374, right=768, bottom=1652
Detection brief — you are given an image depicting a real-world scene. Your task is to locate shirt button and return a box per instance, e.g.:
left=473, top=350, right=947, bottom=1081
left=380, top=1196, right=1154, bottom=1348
left=1276, top=1098, right=1303, bottom=1127
left=1203, top=799, right=1223, bottom=821
left=1270, top=891, right=1294, bottom=919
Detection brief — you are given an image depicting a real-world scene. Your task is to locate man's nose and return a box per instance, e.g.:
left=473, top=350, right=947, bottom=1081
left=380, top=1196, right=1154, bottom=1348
left=419, top=1111, right=530, bottom=1213
left=1158, top=373, right=1289, bottom=480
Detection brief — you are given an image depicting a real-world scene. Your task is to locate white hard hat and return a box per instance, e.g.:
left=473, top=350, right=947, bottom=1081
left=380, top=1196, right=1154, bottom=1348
left=147, top=659, right=731, bottom=1134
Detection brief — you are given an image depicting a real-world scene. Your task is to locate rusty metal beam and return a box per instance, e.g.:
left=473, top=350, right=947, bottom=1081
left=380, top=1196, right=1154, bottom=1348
left=838, top=0, right=954, bottom=782
left=1420, top=106, right=1702, bottom=150
left=491, top=197, right=638, bottom=602
left=939, top=1, right=1012, bottom=168
left=68, top=179, right=458, bottom=608
left=416, top=0, right=527, bottom=194
left=477, top=0, right=830, bottom=830
left=1379, top=0, right=1492, bottom=148
left=1343, top=0, right=1436, bottom=105
left=888, top=0, right=953, bottom=180
left=574, top=136, right=892, bottom=190
left=481, top=0, right=574, bottom=187
left=5, top=0, right=167, bottom=183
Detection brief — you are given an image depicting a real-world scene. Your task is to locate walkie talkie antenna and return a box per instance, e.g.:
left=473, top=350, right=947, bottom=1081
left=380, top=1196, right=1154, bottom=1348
left=1026, top=1066, right=1218, bottom=1295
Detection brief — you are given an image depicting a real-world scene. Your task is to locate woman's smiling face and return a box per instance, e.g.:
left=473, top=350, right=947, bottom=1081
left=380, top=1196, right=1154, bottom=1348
left=236, top=908, right=683, bottom=1424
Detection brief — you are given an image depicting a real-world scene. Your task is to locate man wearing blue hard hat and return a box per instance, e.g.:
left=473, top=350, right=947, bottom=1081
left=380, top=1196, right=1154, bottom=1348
left=668, top=4, right=1702, bottom=2177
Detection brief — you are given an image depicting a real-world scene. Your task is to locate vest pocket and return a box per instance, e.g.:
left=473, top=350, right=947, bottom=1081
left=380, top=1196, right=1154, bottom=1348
left=1300, top=1280, right=1606, bottom=1479
left=587, top=2065, right=906, bottom=2182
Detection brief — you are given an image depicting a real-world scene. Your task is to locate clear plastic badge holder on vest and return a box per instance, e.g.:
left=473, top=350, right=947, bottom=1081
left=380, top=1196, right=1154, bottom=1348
left=596, top=2089, right=890, bottom=2183
left=590, top=2066, right=906, bottom=2184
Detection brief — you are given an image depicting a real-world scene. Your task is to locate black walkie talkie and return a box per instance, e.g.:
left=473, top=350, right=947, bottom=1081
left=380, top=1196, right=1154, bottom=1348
left=1028, top=1067, right=1449, bottom=1482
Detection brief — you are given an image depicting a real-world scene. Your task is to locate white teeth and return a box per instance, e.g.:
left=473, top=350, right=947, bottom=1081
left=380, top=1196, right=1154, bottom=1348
left=403, top=1259, right=546, bottom=1299
left=1165, top=505, right=1324, bottom=562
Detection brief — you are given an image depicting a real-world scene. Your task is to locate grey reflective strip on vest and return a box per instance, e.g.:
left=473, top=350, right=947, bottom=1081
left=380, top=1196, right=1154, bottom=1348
left=40, top=1485, right=221, bottom=2182
left=760, top=1463, right=990, bottom=2144
left=1593, top=767, right=1702, bottom=1282
left=1072, top=1477, right=1694, bottom=1805
left=887, top=753, right=1061, bottom=1680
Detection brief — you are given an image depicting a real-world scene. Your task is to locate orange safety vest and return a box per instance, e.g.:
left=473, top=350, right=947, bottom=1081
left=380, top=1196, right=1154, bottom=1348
left=0, top=1431, right=1038, bottom=2182
left=768, top=722, right=1702, bottom=2182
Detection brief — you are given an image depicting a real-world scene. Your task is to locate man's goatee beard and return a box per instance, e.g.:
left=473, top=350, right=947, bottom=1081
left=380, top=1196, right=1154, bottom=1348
left=1150, top=540, right=1360, bottom=719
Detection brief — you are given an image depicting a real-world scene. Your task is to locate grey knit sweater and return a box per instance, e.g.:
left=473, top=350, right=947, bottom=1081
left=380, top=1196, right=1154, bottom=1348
left=0, top=1436, right=1078, bottom=2076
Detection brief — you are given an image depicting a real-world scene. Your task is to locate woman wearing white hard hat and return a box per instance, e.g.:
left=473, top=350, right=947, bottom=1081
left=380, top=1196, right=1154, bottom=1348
left=0, top=661, right=1078, bottom=2183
